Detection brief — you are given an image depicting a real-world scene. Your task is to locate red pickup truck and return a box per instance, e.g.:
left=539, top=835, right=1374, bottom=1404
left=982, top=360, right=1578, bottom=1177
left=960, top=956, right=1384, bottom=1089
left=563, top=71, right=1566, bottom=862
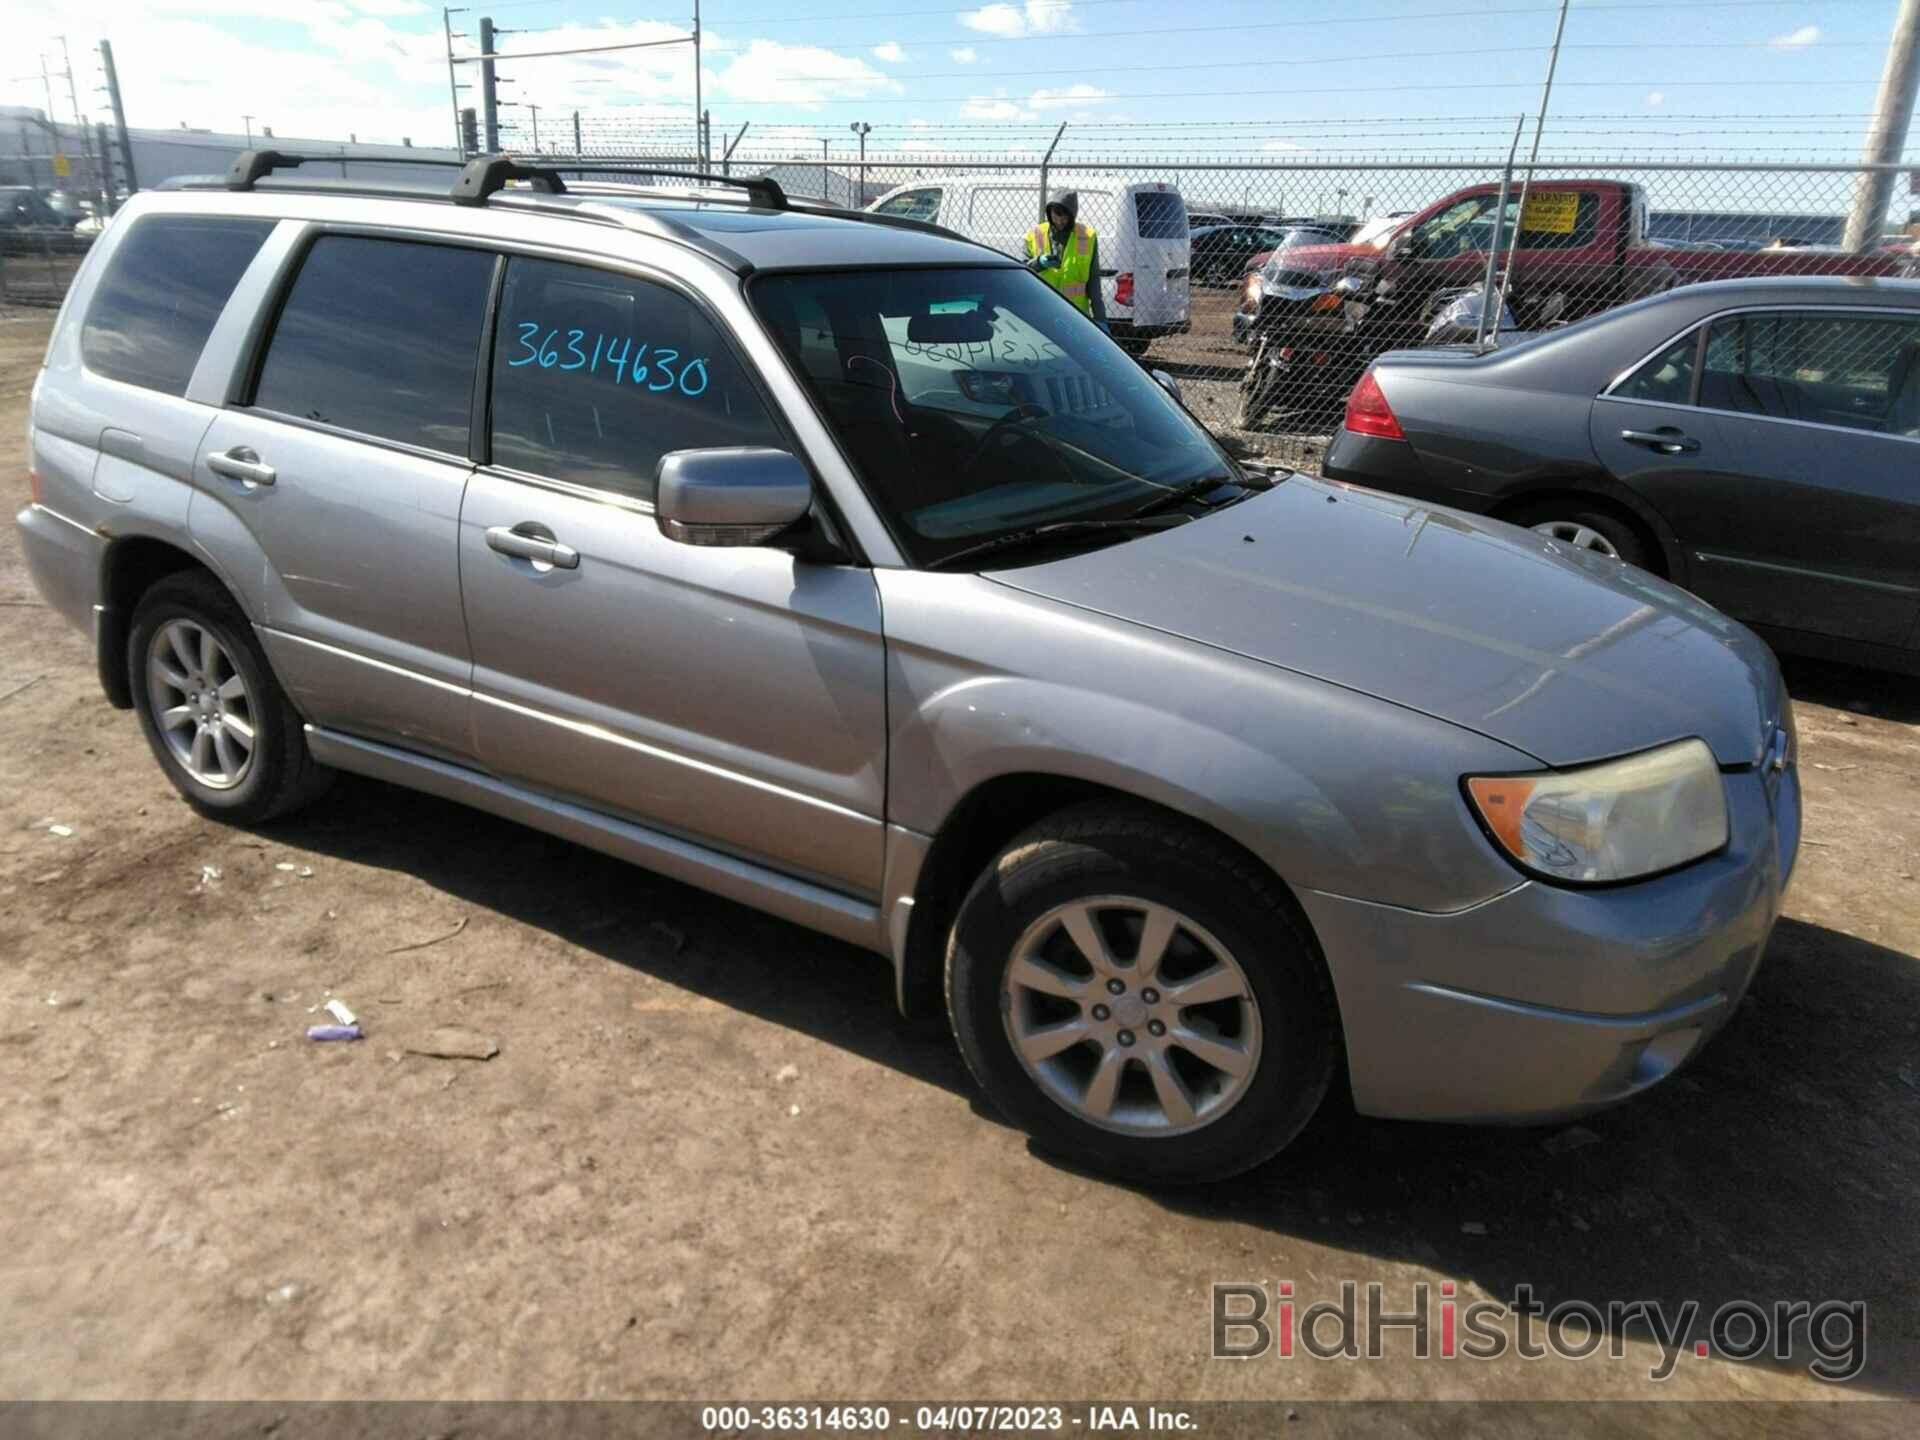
left=1240, top=179, right=1912, bottom=335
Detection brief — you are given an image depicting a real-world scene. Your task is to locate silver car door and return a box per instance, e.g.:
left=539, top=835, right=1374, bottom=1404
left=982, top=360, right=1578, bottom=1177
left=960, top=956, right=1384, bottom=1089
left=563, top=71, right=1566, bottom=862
left=459, top=255, right=887, bottom=897
left=191, top=232, right=497, bottom=762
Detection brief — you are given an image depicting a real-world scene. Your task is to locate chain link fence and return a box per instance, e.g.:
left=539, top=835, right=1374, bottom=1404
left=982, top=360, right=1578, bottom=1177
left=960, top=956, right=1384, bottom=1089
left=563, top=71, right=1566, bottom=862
left=0, top=230, right=92, bottom=310
left=501, top=117, right=1920, bottom=467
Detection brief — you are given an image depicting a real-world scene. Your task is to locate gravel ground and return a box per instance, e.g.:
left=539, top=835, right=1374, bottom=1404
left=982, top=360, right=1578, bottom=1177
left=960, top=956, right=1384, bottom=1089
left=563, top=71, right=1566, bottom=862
left=1, top=306, right=1916, bottom=1416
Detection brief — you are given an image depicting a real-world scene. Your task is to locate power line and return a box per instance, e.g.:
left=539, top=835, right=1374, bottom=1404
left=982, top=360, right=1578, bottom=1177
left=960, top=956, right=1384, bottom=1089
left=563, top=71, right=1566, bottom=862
left=662, top=0, right=1890, bottom=26
left=692, top=40, right=1888, bottom=89
left=690, top=78, right=1891, bottom=106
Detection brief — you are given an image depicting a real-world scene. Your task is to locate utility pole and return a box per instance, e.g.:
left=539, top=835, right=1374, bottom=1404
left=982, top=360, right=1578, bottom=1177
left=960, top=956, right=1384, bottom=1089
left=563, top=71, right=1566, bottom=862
left=692, top=1, right=702, bottom=166
left=701, top=109, right=710, bottom=170
left=56, top=37, right=98, bottom=205
left=444, top=7, right=468, bottom=154
left=1844, top=0, right=1920, bottom=251
left=478, top=15, right=500, bottom=152
left=98, top=39, right=136, bottom=198
left=849, top=120, right=870, bottom=208
left=526, top=102, right=541, bottom=153
left=243, top=114, right=254, bottom=146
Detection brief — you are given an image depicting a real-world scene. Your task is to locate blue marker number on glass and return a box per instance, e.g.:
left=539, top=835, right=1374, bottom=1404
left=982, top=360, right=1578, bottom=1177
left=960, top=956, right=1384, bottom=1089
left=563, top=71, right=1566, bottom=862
left=509, top=318, right=714, bottom=401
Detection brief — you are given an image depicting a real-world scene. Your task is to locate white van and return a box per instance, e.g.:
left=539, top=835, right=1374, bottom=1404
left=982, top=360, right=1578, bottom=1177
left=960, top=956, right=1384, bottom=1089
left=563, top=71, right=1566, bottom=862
left=868, top=173, right=1192, bottom=354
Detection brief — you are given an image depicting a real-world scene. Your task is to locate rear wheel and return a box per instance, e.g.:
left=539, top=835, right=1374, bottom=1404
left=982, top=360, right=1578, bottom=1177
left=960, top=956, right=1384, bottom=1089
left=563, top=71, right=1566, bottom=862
left=1506, top=499, right=1653, bottom=571
left=129, top=571, right=332, bottom=824
left=946, top=803, right=1337, bottom=1184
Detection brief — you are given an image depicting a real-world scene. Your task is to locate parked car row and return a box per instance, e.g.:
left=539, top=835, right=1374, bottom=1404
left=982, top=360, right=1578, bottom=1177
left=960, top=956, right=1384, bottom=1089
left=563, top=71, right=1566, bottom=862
left=1324, top=274, right=1920, bottom=674
left=21, top=157, right=1802, bottom=1185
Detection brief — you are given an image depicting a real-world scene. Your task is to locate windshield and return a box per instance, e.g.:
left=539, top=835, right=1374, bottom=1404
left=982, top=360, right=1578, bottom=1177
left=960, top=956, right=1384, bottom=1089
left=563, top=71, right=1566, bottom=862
left=751, top=266, right=1236, bottom=567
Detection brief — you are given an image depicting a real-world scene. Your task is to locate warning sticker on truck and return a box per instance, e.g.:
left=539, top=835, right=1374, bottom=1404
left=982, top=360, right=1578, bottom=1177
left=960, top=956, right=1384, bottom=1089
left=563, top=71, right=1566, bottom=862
left=1521, top=192, right=1580, bottom=235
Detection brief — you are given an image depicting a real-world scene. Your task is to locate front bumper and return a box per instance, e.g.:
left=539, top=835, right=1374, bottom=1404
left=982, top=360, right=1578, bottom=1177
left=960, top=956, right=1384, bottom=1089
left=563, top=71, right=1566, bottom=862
left=1299, top=764, right=1799, bottom=1123
left=1109, top=318, right=1190, bottom=341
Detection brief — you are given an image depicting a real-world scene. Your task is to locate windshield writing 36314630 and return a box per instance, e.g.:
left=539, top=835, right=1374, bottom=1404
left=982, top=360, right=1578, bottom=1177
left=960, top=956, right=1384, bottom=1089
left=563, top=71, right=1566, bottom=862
left=507, top=321, right=711, bottom=396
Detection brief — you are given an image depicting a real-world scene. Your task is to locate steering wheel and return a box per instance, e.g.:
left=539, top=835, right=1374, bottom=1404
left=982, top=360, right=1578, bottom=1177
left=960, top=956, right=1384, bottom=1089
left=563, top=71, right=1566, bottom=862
left=963, top=404, right=1078, bottom=488
left=973, top=403, right=1051, bottom=454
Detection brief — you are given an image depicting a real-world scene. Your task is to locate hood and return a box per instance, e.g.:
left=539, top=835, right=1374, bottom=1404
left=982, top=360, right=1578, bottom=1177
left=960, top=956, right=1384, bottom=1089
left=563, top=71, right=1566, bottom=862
left=1252, top=240, right=1378, bottom=274
left=989, top=476, right=1780, bottom=768
left=1046, top=189, right=1080, bottom=226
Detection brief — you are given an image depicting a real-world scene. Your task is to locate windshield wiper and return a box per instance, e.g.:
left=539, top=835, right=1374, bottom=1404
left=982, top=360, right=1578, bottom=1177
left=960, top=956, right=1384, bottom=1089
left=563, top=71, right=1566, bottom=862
left=924, top=515, right=1191, bottom=572
left=1125, top=473, right=1248, bottom=520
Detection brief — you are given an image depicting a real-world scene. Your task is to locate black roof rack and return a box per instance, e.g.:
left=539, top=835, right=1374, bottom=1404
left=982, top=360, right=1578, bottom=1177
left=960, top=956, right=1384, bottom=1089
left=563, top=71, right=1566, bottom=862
left=451, top=156, right=789, bottom=212
left=226, top=149, right=463, bottom=190
left=451, top=155, right=570, bottom=206
left=563, top=168, right=789, bottom=211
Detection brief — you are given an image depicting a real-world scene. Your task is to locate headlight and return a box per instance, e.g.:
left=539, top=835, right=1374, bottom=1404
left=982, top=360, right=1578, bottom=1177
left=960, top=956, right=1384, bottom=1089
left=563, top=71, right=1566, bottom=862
left=1465, top=738, right=1728, bottom=884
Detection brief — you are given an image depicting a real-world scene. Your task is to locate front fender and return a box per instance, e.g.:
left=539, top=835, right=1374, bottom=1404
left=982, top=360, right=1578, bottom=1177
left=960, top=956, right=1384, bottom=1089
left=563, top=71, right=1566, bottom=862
left=878, top=571, right=1535, bottom=916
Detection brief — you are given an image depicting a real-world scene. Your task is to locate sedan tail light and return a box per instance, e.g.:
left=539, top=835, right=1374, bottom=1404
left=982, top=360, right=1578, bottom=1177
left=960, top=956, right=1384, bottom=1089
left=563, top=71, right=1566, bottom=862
left=1343, top=369, right=1405, bottom=440
left=1114, top=271, right=1135, bottom=306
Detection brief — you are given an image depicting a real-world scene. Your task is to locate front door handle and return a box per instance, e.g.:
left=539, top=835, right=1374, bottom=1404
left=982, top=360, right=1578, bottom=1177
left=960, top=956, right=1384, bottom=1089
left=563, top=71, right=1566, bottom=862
left=1620, top=428, right=1700, bottom=455
left=207, top=446, right=277, bottom=486
left=486, top=524, right=580, bottom=570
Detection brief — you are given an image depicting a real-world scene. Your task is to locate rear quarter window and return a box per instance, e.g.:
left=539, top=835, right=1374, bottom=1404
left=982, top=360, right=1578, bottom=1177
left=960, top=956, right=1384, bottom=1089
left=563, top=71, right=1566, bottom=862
left=81, top=216, right=275, bottom=396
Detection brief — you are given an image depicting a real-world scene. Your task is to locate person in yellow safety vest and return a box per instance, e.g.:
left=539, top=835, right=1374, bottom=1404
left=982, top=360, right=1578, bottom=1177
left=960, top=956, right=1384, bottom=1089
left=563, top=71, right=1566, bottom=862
left=1025, top=190, right=1110, bottom=335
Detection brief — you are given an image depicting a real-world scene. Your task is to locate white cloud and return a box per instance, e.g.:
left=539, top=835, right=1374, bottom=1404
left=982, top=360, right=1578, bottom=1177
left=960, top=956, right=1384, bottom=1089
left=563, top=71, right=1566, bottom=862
left=961, top=95, right=1031, bottom=120
left=1769, top=24, right=1820, bottom=50
left=950, top=47, right=979, bottom=63
left=1029, top=83, right=1111, bottom=110
left=872, top=42, right=907, bottom=63
left=1261, top=139, right=1307, bottom=153
left=715, top=39, right=903, bottom=108
left=1645, top=90, right=1665, bottom=107
left=348, top=0, right=427, bottom=15
left=960, top=1, right=1078, bottom=39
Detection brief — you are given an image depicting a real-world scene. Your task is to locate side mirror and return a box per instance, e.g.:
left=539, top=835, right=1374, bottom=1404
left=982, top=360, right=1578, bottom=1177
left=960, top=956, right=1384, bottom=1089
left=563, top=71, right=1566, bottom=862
left=1150, top=369, right=1182, bottom=401
left=655, top=447, right=812, bottom=548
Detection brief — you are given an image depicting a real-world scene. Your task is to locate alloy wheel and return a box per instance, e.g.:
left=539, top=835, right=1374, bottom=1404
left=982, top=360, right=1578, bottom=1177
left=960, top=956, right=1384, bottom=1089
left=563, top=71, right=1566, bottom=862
left=147, top=619, right=256, bottom=790
left=1002, top=896, right=1263, bottom=1137
left=1531, top=520, right=1621, bottom=559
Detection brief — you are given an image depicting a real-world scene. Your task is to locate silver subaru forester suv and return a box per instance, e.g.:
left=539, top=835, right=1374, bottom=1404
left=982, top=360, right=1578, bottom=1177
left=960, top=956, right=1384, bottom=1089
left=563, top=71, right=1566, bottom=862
left=19, top=154, right=1799, bottom=1182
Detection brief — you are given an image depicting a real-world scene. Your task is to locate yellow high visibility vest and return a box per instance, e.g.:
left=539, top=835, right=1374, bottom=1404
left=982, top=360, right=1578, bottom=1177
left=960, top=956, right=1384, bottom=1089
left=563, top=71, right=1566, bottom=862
left=1026, top=221, right=1096, bottom=315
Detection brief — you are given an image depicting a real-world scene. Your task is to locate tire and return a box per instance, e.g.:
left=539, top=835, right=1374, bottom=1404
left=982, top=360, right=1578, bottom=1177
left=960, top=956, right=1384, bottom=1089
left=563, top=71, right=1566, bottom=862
left=1505, top=499, right=1654, bottom=571
left=1115, top=335, right=1150, bottom=358
left=945, top=802, right=1338, bottom=1184
left=128, top=570, right=333, bottom=824
left=1237, top=341, right=1275, bottom=431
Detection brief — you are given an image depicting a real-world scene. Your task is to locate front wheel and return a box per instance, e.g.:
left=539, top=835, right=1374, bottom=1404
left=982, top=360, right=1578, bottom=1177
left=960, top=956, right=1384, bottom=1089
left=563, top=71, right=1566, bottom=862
left=946, top=803, right=1338, bottom=1184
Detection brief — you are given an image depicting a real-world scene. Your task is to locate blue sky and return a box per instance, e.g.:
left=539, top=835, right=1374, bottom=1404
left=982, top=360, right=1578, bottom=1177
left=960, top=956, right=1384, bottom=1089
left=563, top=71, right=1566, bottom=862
left=6, top=0, right=1911, bottom=162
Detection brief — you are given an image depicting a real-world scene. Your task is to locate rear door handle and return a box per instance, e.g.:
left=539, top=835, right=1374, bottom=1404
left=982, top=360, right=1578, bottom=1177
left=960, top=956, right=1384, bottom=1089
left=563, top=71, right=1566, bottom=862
left=207, top=447, right=277, bottom=486
left=1620, top=428, right=1700, bottom=455
left=486, top=524, right=580, bottom=570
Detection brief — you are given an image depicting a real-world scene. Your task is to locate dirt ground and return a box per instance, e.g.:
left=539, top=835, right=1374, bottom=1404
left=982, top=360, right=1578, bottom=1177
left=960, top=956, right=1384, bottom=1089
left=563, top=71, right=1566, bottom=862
left=1, top=304, right=1917, bottom=1417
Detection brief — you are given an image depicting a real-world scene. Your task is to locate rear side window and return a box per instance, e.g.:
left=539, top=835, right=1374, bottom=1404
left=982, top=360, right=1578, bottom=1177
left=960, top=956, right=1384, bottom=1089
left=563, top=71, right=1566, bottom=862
left=252, top=235, right=495, bottom=453
left=1132, top=191, right=1189, bottom=239
left=488, top=257, right=783, bottom=502
left=1614, top=332, right=1699, bottom=405
left=81, top=216, right=274, bottom=396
